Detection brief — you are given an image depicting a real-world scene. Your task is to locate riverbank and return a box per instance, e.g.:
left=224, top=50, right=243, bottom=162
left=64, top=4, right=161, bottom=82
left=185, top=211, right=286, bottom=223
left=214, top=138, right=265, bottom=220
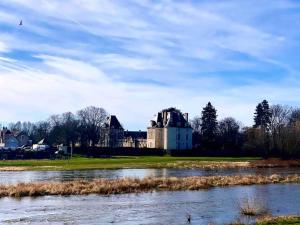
left=0, top=156, right=260, bottom=171
left=1, top=174, right=300, bottom=197
left=0, top=156, right=300, bottom=171
left=257, top=215, right=300, bottom=224
left=228, top=215, right=300, bottom=225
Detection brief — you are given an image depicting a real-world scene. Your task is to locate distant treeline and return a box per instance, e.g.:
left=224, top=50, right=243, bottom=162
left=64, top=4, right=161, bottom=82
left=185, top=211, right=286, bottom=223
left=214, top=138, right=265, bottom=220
left=5, top=101, right=300, bottom=158
left=6, top=106, right=108, bottom=147
left=191, top=100, right=300, bottom=158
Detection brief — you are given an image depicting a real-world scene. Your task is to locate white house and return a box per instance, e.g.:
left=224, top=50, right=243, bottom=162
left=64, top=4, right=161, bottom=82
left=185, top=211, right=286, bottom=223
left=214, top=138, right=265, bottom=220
left=0, top=128, right=30, bottom=149
left=147, top=107, right=192, bottom=150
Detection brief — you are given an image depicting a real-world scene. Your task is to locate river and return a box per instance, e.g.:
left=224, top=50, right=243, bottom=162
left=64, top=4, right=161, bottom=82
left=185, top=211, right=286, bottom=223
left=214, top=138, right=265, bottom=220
left=1, top=184, right=300, bottom=224
left=1, top=167, right=300, bottom=184
left=1, top=167, right=300, bottom=224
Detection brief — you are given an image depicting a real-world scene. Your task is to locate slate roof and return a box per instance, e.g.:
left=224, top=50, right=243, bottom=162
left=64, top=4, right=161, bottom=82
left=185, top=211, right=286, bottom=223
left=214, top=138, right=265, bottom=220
left=124, top=131, right=147, bottom=139
left=150, top=107, right=191, bottom=128
left=104, top=115, right=123, bottom=129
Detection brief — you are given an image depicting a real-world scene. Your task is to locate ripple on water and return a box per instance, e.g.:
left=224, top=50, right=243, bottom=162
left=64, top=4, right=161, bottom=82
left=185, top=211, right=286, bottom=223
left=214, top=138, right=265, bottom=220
left=1, top=167, right=300, bottom=184
left=0, top=184, right=300, bottom=225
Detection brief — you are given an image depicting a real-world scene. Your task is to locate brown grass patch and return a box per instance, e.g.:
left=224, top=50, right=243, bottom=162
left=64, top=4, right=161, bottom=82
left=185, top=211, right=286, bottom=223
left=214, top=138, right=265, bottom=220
left=166, top=159, right=300, bottom=170
left=238, top=197, right=268, bottom=216
left=226, top=215, right=300, bottom=225
left=249, top=158, right=300, bottom=168
left=0, top=166, right=30, bottom=171
left=256, top=215, right=300, bottom=223
left=0, top=174, right=299, bottom=198
left=165, top=161, right=251, bottom=169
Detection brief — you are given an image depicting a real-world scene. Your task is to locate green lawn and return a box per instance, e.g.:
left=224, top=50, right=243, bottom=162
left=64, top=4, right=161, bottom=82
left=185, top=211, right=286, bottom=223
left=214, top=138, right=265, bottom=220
left=0, top=156, right=260, bottom=171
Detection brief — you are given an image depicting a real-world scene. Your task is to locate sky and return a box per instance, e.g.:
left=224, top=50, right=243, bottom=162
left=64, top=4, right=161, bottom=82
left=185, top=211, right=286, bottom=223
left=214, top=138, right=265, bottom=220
left=1, top=0, right=300, bottom=130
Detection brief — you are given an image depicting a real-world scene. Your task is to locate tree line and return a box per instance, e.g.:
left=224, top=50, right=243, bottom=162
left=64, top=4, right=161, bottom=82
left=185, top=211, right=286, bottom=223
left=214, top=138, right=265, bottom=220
left=191, top=100, right=300, bottom=158
left=7, top=106, right=108, bottom=147
left=5, top=101, right=300, bottom=158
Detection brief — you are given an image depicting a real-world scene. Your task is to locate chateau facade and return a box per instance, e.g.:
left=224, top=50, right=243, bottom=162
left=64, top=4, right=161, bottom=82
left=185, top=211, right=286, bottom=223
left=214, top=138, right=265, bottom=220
left=147, top=108, right=192, bottom=150
left=99, top=108, right=192, bottom=150
left=99, top=115, right=147, bottom=148
left=99, top=115, right=124, bottom=148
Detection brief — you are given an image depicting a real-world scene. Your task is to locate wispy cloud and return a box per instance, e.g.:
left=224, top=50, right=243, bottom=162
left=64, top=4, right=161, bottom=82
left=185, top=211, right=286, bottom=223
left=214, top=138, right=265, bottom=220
left=0, top=0, right=300, bottom=129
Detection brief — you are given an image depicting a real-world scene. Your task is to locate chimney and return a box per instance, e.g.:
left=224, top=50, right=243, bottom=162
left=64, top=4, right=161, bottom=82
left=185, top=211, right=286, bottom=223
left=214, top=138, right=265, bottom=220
left=163, top=111, right=167, bottom=126
left=184, top=113, right=188, bottom=122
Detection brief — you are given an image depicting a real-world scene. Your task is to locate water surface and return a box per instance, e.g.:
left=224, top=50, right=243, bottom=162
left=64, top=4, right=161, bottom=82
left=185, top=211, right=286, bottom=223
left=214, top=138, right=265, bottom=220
left=1, top=184, right=299, bottom=225
left=0, top=167, right=300, bottom=184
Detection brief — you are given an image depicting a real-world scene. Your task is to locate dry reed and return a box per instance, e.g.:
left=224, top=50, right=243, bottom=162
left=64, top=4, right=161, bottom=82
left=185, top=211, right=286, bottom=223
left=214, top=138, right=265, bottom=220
left=165, top=159, right=300, bottom=170
left=256, top=215, right=300, bottom=223
left=226, top=215, right=300, bottom=225
left=0, top=167, right=30, bottom=171
left=0, top=174, right=299, bottom=198
left=238, top=197, right=268, bottom=216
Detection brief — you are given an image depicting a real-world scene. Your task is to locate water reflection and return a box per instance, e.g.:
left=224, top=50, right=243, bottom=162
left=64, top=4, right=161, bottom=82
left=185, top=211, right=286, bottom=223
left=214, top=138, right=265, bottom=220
left=0, top=184, right=299, bottom=225
left=0, top=167, right=300, bottom=184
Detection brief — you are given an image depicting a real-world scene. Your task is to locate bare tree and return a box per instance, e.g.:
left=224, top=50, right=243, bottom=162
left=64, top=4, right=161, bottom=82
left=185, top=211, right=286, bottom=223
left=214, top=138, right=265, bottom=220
left=191, top=116, right=201, bottom=132
left=47, top=112, right=80, bottom=146
left=269, top=105, right=292, bottom=150
left=270, top=105, right=291, bottom=129
left=219, top=117, right=241, bottom=151
left=48, top=114, right=62, bottom=128
left=289, top=108, right=300, bottom=124
left=21, top=121, right=36, bottom=137
left=191, top=116, right=202, bottom=148
left=32, top=121, right=51, bottom=143
left=8, top=121, right=22, bottom=131
left=61, top=112, right=79, bottom=146
left=77, top=106, right=108, bottom=146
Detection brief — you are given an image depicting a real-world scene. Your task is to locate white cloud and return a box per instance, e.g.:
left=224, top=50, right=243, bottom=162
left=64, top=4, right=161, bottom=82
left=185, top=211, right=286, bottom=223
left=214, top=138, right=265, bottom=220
left=0, top=41, right=9, bottom=52
left=0, top=0, right=299, bottom=129
left=0, top=54, right=299, bottom=130
left=93, top=54, right=161, bottom=70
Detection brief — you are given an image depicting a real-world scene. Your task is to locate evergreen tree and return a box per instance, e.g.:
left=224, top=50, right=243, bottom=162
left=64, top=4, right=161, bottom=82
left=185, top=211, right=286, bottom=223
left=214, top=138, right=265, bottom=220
left=201, top=102, right=218, bottom=149
left=201, top=102, right=218, bottom=137
left=254, top=100, right=271, bottom=130
left=261, top=100, right=271, bottom=129
left=254, top=103, right=263, bottom=128
left=253, top=100, right=271, bottom=156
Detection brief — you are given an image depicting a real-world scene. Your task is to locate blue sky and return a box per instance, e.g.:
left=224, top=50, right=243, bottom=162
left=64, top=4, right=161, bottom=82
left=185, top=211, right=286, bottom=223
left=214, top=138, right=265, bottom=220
left=1, top=0, right=300, bottom=130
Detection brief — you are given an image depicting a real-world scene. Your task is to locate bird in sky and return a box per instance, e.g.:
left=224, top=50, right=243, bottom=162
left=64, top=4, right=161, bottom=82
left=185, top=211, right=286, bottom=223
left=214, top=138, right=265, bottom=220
left=19, top=20, right=23, bottom=26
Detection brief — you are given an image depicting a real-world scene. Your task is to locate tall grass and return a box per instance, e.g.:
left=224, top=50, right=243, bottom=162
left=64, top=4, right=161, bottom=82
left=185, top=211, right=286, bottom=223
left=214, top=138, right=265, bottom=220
left=226, top=215, right=300, bottom=225
left=169, top=159, right=300, bottom=170
left=238, top=197, right=268, bottom=216
left=256, top=215, right=300, bottom=224
left=0, top=174, right=300, bottom=198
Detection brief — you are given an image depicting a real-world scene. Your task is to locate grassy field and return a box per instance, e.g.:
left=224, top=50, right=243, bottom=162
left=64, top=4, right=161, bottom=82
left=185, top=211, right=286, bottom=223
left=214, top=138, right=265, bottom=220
left=0, top=156, right=260, bottom=171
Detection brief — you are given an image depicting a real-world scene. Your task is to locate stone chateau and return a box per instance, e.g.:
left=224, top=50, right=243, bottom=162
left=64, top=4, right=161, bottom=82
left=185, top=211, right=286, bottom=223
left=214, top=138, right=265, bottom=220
left=98, top=115, right=147, bottom=148
left=99, top=107, right=192, bottom=150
